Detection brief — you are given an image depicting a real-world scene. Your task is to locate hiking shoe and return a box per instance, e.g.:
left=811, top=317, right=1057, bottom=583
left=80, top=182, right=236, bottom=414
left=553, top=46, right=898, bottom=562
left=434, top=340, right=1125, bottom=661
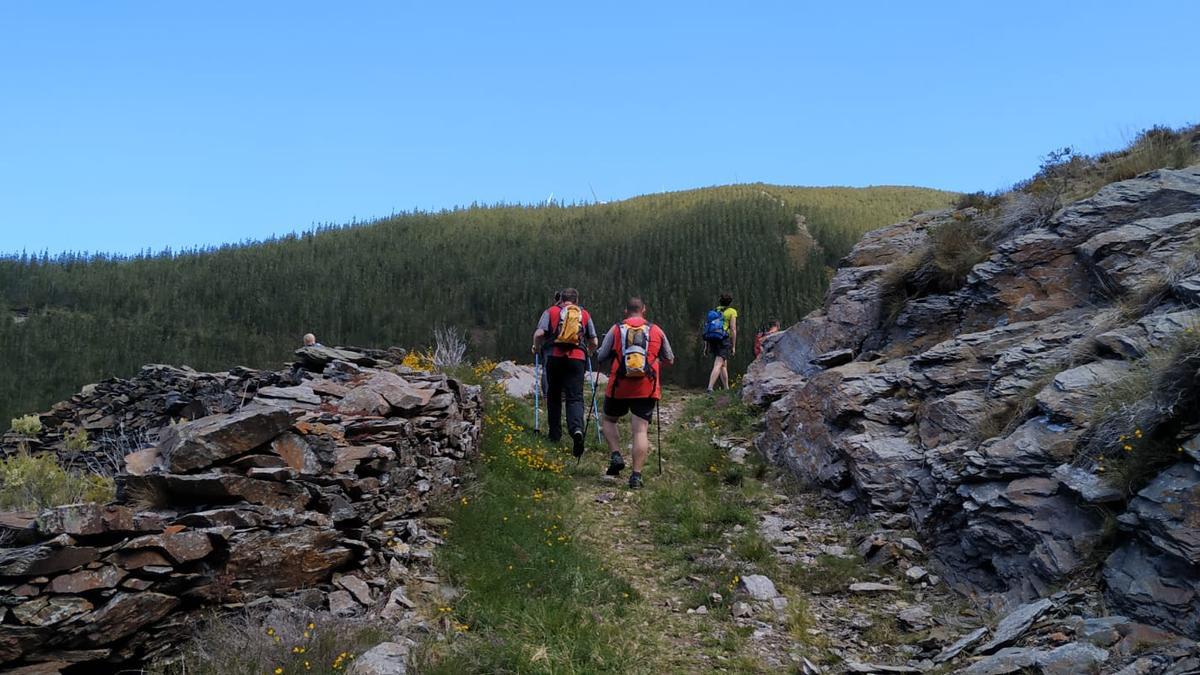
left=571, top=431, right=585, bottom=459
left=628, top=472, right=643, bottom=489
left=606, top=452, right=626, bottom=476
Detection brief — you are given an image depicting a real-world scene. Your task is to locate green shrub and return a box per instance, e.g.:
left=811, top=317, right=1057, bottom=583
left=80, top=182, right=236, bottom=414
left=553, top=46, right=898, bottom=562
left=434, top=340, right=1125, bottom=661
left=955, top=191, right=1004, bottom=212
left=10, top=414, right=42, bottom=436
left=0, top=451, right=114, bottom=512
left=64, top=427, right=90, bottom=452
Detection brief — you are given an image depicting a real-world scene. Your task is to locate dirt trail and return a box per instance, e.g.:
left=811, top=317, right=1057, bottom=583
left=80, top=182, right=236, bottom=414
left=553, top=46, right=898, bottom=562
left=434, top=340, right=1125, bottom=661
left=570, top=394, right=731, bottom=672
left=566, top=391, right=973, bottom=673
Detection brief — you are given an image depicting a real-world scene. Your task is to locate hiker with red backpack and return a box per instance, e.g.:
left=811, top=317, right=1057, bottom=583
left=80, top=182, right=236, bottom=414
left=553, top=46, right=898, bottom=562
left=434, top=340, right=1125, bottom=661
left=703, top=292, right=738, bottom=393
left=754, top=318, right=781, bottom=358
left=532, top=287, right=598, bottom=457
left=595, top=297, right=675, bottom=489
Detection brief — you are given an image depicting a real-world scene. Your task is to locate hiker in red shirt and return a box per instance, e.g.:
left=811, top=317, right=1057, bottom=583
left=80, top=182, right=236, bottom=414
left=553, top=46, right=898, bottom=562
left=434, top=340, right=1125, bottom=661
left=594, top=297, right=675, bottom=489
left=532, top=287, right=598, bottom=457
left=754, top=319, right=781, bottom=358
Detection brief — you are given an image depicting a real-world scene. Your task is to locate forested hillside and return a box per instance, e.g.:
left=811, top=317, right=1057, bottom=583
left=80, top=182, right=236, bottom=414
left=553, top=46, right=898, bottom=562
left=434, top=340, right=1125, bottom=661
left=0, top=184, right=955, bottom=421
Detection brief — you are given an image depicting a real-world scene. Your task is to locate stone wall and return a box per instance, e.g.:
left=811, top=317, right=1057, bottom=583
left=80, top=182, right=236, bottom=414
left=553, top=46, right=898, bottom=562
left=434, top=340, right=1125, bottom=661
left=0, top=345, right=480, bottom=670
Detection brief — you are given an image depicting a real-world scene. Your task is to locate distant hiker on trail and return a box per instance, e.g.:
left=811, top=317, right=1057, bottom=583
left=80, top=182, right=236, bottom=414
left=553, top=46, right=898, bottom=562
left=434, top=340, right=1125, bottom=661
left=702, top=292, right=738, bottom=393
left=532, top=287, right=598, bottom=457
left=303, top=333, right=323, bottom=348
left=754, top=319, right=781, bottom=358
left=595, top=297, right=675, bottom=489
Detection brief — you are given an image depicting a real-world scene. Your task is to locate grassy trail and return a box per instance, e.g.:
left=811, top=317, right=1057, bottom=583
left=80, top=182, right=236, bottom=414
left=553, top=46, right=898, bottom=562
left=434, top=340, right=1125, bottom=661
left=414, top=386, right=785, bottom=673
left=415, top=385, right=968, bottom=673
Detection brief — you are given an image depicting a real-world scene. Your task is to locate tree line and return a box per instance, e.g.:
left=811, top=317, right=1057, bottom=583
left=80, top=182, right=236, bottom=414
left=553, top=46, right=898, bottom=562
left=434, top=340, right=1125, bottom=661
left=0, top=183, right=955, bottom=421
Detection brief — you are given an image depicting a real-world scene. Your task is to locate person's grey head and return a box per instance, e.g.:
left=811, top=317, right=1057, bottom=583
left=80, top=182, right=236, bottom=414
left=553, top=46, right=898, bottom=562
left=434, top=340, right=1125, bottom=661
left=561, top=287, right=580, bottom=304
left=625, top=297, right=645, bottom=317
left=303, top=333, right=317, bottom=346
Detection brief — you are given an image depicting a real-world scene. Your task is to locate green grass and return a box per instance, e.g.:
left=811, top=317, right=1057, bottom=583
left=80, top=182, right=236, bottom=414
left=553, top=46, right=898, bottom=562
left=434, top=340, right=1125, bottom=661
left=629, top=392, right=791, bottom=667
left=682, top=390, right=760, bottom=438
left=789, top=554, right=871, bottom=595
left=413, top=390, right=642, bottom=674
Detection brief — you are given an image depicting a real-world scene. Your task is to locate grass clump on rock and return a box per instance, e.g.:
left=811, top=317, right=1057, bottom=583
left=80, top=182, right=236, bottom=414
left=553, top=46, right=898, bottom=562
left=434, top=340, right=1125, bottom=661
left=1085, top=326, right=1200, bottom=495
left=880, top=217, right=992, bottom=324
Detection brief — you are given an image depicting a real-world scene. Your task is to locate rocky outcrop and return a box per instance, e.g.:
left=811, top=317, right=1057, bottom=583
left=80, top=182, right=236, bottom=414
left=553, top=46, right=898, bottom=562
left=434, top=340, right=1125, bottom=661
left=489, top=359, right=607, bottom=399
left=0, top=347, right=479, bottom=670
left=746, top=165, right=1200, bottom=638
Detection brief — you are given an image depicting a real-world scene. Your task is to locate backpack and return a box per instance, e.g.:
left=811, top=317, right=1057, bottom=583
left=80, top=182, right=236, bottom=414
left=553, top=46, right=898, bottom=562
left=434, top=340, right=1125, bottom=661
left=554, top=304, right=585, bottom=346
left=702, top=308, right=728, bottom=340
left=617, top=322, right=654, bottom=379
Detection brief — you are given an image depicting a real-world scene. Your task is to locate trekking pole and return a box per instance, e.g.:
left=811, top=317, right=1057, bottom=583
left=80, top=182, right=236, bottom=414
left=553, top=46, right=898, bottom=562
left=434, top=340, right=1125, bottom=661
left=581, top=359, right=594, bottom=462
left=589, top=359, right=602, bottom=444
left=656, top=399, right=663, bottom=476
left=533, top=352, right=542, bottom=434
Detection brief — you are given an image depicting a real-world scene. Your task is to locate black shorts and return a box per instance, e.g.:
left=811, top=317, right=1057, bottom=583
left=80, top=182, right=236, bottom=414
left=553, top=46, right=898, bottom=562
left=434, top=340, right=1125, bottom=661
left=706, top=337, right=732, bottom=359
left=603, top=397, right=656, bottom=422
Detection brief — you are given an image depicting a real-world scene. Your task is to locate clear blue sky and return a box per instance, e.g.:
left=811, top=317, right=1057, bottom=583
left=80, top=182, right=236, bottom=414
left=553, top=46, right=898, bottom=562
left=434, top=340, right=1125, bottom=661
left=2, top=1, right=1197, bottom=255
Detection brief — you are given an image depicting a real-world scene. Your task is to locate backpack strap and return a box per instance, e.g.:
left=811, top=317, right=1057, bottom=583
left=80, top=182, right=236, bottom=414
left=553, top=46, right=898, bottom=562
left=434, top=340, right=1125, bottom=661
left=645, top=322, right=658, bottom=380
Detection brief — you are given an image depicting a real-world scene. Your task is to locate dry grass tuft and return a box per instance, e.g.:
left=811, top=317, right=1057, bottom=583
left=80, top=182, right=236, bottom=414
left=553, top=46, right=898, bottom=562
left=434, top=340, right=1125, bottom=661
left=151, top=607, right=389, bottom=675
left=879, top=218, right=992, bottom=325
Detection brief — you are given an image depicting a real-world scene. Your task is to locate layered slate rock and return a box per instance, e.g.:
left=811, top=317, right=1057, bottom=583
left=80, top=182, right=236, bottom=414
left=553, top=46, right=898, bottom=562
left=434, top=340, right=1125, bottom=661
left=1104, top=461, right=1200, bottom=637
left=0, top=348, right=480, bottom=670
left=159, top=405, right=298, bottom=473
left=745, top=165, right=1200, bottom=637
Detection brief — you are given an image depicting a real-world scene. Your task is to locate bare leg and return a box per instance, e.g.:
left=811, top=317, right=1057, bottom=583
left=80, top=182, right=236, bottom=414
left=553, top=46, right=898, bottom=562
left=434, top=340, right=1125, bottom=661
left=707, top=356, right=725, bottom=391
left=720, top=360, right=730, bottom=389
left=601, top=415, right=622, bottom=455
left=630, top=416, right=651, bottom=472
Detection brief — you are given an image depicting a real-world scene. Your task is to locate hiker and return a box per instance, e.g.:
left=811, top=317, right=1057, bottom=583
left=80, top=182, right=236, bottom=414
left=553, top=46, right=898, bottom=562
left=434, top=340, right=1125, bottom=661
left=531, top=287, right=598, bottom=456
left=702, top=292, right=738, bottom=392
left=754, top=319, right=781, bottom=358
left=303, top=333, right=323, bottom=348
left=595, top=297, right=675, bottom=489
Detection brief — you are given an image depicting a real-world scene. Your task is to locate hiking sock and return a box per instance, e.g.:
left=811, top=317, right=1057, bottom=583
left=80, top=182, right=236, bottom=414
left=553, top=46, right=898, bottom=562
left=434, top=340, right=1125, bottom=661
left=628, top=471, right=643, bottom=489
left=571, top=430, right=585, bottom=458
left=606, top=451, right=625, bottom=476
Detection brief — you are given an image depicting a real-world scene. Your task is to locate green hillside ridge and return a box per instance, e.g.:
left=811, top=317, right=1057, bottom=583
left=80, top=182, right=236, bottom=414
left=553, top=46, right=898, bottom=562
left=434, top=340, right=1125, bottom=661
left=0, top=183, right=956, bottom=421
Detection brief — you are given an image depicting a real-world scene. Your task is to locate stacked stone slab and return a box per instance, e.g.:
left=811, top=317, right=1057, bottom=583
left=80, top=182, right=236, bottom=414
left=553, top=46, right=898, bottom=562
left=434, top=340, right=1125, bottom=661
left=0, top=346, right=479, bottom=670
left=744, top=165, right=1200, bottom=639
